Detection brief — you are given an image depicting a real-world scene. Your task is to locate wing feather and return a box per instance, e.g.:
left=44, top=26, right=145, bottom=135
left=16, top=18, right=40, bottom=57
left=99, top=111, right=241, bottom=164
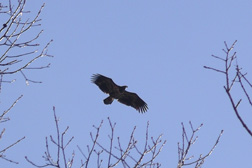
left=118, top=91, right=148, bottom=113
left=91, top=74, right=119, bottom=94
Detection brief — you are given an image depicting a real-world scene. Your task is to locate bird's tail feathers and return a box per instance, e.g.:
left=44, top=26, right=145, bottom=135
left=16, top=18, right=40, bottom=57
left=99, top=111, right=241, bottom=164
left=103, top=96, right=114, bottom=105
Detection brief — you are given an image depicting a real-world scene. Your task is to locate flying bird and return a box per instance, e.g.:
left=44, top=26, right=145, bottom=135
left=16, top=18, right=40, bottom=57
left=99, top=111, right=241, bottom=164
left=91, top=74, right=148, bottom=113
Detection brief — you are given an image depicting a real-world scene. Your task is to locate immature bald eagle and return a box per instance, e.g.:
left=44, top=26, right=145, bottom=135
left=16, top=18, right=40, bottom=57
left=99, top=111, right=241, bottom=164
left=91, top=74, right=148, bottom=113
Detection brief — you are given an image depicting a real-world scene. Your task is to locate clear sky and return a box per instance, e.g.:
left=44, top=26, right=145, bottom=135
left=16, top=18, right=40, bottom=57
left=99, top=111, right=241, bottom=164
left=2, top=0, right=252, bottom=167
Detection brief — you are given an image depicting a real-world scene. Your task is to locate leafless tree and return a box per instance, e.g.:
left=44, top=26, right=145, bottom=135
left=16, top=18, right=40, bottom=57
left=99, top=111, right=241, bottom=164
left=25, top=112, right=166, bottom=168
left=0, top=94, right=24, bottom=164
left=27, top=113, right=223, bottom=168
left=0, top=0, right=52, bottom=83
left=25, top=107, right=75, bottom=168
left=0, top=0, right=52, bottom=165
left=204, top=40, right=252, bottom=137
left=177, top=122, right=223, bottom=168
left=77, top=117, right=166, bottom=168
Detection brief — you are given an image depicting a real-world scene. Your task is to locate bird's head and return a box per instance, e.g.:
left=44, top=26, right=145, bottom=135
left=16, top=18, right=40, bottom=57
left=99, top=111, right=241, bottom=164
left=120, top=85, right=128, bottom=92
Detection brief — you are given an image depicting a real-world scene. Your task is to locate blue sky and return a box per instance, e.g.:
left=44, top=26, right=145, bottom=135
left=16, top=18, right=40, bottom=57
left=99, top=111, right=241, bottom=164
left=2, top=0, right=252, bottom=167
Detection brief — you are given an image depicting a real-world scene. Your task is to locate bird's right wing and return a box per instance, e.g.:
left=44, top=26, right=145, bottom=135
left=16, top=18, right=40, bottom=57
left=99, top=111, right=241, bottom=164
left=91, top=74, right=119, bottom=94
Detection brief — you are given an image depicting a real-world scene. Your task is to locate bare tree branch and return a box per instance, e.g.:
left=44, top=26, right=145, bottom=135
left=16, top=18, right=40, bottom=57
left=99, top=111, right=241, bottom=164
left=0, top=0, right=53, bottom=84
left=79, top=118, right=166, bottom=168
left=0, top=94, right=23, bottom=123
left=0, top=0, right=52, bottom=166
left=177, top=122, right=223, bottom=168
left=0, top=134, right=25, bottom=164
left=25, top=106, right=75, bottom=168
left=236, top=68, right=252, bottom=106
left=204, top=40, right=252, bottom=137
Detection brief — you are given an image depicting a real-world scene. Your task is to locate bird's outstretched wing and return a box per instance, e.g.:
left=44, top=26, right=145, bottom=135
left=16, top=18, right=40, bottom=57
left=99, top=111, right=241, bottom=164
left=91, top=74, right=119, bottom=94
left=118, top=91, right=148, bottom=113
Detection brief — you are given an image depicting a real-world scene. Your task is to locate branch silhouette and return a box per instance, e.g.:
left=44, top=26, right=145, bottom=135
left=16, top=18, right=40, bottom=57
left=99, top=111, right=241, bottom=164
left=204, top=40, right=252, bottom=137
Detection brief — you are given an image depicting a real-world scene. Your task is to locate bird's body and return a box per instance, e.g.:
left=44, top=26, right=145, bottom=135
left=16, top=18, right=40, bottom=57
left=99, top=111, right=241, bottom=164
left=91, top=74, right=148, bottom=113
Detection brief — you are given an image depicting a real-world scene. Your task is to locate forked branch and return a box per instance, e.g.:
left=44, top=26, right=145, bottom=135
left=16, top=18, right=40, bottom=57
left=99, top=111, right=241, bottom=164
left=177, top=122, right=223, bottom=168
left=204, top=40, right=252, bottom=137
left=78, top=118, right=165, bottom=168
left=25, top=107, right=75, bottom=168
left=0, top=0, right=53, bottom=84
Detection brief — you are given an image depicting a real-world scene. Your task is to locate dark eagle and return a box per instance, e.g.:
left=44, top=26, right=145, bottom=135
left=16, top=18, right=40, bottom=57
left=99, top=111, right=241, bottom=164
left=91, top=74, right=148, bottom=113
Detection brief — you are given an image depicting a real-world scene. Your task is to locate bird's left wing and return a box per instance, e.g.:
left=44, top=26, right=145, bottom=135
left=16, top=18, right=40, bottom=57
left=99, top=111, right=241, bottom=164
left=118, top=91, right=148, bottom=113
